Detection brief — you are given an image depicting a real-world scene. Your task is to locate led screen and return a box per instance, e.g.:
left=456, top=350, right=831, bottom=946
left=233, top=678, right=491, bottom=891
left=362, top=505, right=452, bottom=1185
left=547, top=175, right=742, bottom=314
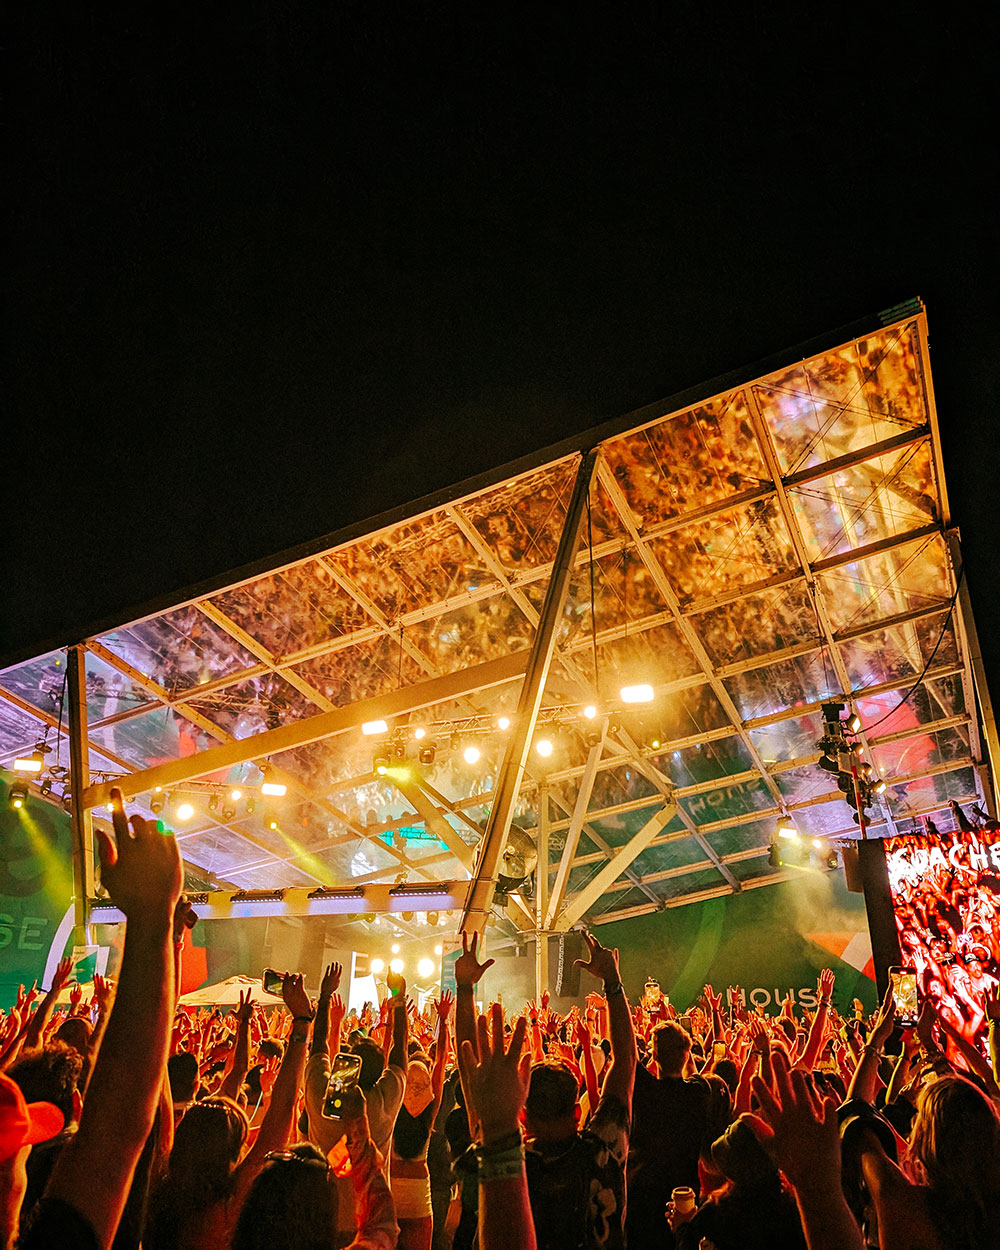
left=885, top=826, right=1000, bottom=1065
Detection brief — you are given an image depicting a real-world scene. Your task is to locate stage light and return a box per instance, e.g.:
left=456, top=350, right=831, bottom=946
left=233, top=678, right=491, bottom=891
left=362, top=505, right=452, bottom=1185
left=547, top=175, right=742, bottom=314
left=9, top=782, right=28, bottom=809
left=370, top=958, right=385, bottom=974
left=535, top=738, right=553, bottom=758
left=363, top=720, right=389, bottom=736
left=497, top=716, right=511, bottom=731
left=39, top=779, right=52, bottom=797
left=261, top=781, right=286, bottom=797
left=13, top=756, right=43, bottom=774
left=620, top=684, right=654, bottom=703
left=650, top=739, right=661, bottom=750
left=414, top=726, right=426, bottom=740
left=417, top=958, right=435, bottom=979
left=427, top=911, right=439, bottom=926
left=777, top=823, right=798, bottom=839
left=463, top=745, right=481, bottom=765
left=268, top=818, right=279, bottom=831
left=583, top=705, right=597, bottom=720
left=150, top=792, right=166, bottom=814
left=221, top=804, right=236, bottom=821
left=818, top=753, right=840, bottom=773
left=847, top=712, right=862, bottom=733
left=389, top=958, right=404, bottom=974
left=374, top=752, right=390, bottom=776
left=245, top=797, right=256, bottom=815
left=418, top=744, right=436, bottom=765
left=434, top=943, right=443, bottom=956
left=821, top=701, right=845, bottom=724
left=208, top=794, right=219, bottom=813
left=176, top=802, right=195, bottom=821
left=874, top=780, right=887, bottom=794
left=391, top=942, right=400, bottom=954
left=812, top=838, right=823, bottom=849
left=401, top=911, right=414, bottom=922
left=230, top=788, right=242, bottom=802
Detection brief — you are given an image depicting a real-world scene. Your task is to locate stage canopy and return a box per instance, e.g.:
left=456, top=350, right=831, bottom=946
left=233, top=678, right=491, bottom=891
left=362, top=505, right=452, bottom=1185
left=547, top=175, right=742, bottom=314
left=2, top=301, right=996, bottom=946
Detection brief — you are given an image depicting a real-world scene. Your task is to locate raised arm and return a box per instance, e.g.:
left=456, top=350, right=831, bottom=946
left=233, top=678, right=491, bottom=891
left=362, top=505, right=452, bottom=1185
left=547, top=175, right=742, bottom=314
left=385, top=968, right=409, bottom=1073
left=42, top=789, right=182, bottom=1250
left=311, top=961, right=343, bottom=1062
left=575, top=931, right=636, bottom=1113
left=220, top=989, right=254, bottom=1102
left=430, top=992, right=453, bottom=1104
left=845, top=986, right=894, bottom=1105
left=23, top=958, right=74, bottom=1052
left=798, top=969, right=835, bottom=1072
left=453, top=930, right=494, bottom=1115
left=460, top=1008, right=535, bottom=1250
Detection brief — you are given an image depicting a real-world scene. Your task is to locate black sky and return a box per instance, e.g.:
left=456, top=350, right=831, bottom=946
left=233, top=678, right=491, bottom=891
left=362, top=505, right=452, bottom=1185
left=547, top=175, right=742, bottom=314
left=7, top=10, right=999, bottom=695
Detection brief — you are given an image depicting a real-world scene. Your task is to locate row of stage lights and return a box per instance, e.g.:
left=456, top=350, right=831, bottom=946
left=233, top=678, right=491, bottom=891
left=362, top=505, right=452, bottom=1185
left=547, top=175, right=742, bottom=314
left=363, top=685, right=656, bottom=774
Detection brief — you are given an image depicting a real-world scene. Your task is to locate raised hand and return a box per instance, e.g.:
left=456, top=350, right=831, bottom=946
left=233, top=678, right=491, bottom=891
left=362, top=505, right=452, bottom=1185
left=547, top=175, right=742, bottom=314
left=234, top=988, right=254, bottom=1024
left=435, top=990, right=454, bottom=1021
left=386, top=967, right=407, bottom=1001
left=96, top=786, right=183, bottom=922
left=986, top=992, right=1000, bottom=1022
left=69, top=982, right=84, bottom=1014
left=454, top=931, right=495, bottom=988
left=818, top=968, right=835, bottom=1002
left=50, top=957, right=74, bottom=994
left=173, top=895, right=198, bottom=942
left=320, top=961, right=343, bottom=998
left=459, top=1003, right=530, bottom=1146
left=749, top=1016, right=770, bottom=1054
left=281, top=973, right=313, bottom=1021
left=573, top=930, right=620, bottom=984
left=867, top=984, right=895, bottom=1049
left=747, top=1050, right=842, bottom=1190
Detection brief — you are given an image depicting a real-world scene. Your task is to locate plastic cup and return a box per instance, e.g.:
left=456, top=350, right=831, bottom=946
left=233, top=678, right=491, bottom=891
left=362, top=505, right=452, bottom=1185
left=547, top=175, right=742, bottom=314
left=671, top=1186, right=696, bottom=1214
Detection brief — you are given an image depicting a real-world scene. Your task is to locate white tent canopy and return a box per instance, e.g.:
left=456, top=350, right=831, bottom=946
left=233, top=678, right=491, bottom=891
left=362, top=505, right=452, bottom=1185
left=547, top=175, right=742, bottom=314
left=178, top=973, right=283, bottom=1008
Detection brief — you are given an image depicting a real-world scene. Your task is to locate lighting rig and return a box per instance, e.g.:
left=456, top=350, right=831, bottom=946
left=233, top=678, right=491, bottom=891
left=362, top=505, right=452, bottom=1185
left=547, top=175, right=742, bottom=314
left=815, top=701, right=885, bottom=833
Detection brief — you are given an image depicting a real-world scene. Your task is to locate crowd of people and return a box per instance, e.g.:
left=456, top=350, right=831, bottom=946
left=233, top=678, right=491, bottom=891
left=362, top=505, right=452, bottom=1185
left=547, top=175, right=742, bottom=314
left=2, top=789, right=1000, bottom=1249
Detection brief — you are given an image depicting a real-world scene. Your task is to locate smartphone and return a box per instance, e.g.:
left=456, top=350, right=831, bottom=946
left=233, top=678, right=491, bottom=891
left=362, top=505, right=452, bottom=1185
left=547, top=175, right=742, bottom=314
left=323, top=1051, right=364, bottom=1117
left=888, top=966, right=918, bottom=1027
left=262, top=968, right=284, bottom=995
left=713, top=1041, right=727, bottom=1058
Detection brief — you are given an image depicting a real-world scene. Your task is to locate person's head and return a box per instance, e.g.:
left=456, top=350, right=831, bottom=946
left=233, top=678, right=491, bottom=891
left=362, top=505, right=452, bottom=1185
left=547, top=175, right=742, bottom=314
left=257, top=1039, right=282, bottom=1063
left=230, top=1142, right=334, bottom=1250
left=711, top=1115, right=780, bottom=1192
left=523, top=1063, right=579, bottom=1142
left=7, top=1044, right=84, bottom=1126
left=0, top=1072, right=63, bottom=1250
left=350, top=1038, right=385, bottom=1091
left=161, top=1097, right=249, bottom=1206
left=713, top=1058, right=738, bottom=1095
left=167, top=1051, right=200, bottom=1106
left=405, top=1058, right=431, bottom=1098
left=651, top=1021, right=691, bottom=1078
left=53, top=1016, right=91, bottom=1057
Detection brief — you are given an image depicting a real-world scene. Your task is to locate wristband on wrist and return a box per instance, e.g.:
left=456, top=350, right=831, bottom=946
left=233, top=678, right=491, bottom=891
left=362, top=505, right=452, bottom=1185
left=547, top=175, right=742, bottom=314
left=477, top=1148, right=525, bottom=1182
left=476, top=1130, right=522, bottom=1158
left=603, top=981, right=624, bottom=997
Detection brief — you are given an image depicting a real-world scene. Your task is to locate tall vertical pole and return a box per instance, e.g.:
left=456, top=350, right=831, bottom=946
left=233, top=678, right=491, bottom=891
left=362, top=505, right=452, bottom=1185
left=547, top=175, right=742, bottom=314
left=67, top=645, right=94, bottom=947
left=460, top=449, right=601, bottom=935
left=535, top=782, right=550, bottom=999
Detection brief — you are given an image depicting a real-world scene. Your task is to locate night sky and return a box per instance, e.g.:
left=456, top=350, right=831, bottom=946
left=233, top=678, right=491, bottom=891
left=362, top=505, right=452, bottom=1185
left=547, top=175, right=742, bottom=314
left=7, top=10, right=999, bottom=703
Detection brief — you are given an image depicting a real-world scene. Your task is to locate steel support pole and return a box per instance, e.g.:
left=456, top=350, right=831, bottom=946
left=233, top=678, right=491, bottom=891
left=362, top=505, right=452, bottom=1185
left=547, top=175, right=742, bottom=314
left=67, top=646, right=94, bottom=946
left=460, top=448, right=600, bottom=935
left=535, top=782, right=550, bottom=999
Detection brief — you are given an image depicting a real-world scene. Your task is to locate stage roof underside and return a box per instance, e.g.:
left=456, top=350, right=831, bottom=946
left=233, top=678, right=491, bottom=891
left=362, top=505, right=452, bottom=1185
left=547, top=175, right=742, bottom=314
left=2, top=303, right=995, bottom=942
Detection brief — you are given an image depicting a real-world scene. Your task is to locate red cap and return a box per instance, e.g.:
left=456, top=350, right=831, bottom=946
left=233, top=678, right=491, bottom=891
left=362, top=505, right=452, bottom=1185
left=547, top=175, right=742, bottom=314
left=0, top=1072, right=64, bottom=1163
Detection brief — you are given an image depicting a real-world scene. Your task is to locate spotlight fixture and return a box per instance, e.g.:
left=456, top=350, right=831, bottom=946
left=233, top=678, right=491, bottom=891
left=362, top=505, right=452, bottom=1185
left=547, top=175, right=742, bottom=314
left=12, top=755, right=43, bottom=774
left=582, top=705, right=597, bottom=720
left=245, top=797, right=256, bottom=815
left=777, top=823, right=798, bottom=839
left=391, top=742, right=407, bottom=761
left=434, top=943, right=443, bottom=956
left=39, top=778, right=53, bottom=797
left=370, top=958, right=385, bottom=974
left=208, top=794, right=219, bottom=813
left=497, top=716, right=511, bottom=731
left=418, top=744, right=436, bottom=765
left=9, top=781, right=29, bottom=809
left=847, top=712, right=862, bottom=734
left=417, top=958, right=435, bottom=980
left=261, top=781, right=287, bottom=797
left=821, top=701, right=846, bottom=725
left=426, top=911, right=439, bottom=926
left=374, top=751, right=390, bottom=776
left=535, top=738, right=553, bottom=758
left=150, top=792, right=166, bottom=814
left=874, top=780, right=887, bottom=794
left=230, top=788, right=242, bottom=802
left=389, top=958, right=404, bottom=974
left=176, top=802, right=195, bottom=821
left=363, top=720, right=389, bottom=736
left=391, top=942, right=400, bottom=954
left=413, top=726, right=426, bottom=740
left=267, top=818, right=279, bottom=831
left=463, top=745, right=481, bottom=765
left=221, top=804, right=237, bottom=822
left=620, top=684, right=654, bottom=703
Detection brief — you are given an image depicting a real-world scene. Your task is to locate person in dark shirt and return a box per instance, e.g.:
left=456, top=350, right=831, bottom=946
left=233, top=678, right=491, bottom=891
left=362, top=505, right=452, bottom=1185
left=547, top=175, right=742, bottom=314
left=523, top=932, right=636, bottom=1250
left=626, top=1021, right=710, bottom=1249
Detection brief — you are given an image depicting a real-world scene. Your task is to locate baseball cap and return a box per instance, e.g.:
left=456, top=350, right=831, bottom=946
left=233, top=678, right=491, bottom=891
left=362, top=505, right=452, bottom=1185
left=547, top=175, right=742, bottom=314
left=0, top=1072, right=64, bottom=1163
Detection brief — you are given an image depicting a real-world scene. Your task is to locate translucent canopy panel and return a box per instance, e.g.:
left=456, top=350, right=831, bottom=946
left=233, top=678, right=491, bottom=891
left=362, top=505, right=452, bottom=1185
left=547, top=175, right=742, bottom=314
left=1, top=306, right=990, bottom=932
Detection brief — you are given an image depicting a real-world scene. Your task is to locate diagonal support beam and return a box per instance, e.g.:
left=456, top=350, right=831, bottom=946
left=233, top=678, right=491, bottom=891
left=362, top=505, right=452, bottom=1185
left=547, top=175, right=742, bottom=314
left=461, top=449, right=601, bottom=935
left=545, top=723, right=607, bottom=927
left=554, top=802, right=678, bottom=931
left=391, top=776, right=475, bottom=873
left=84, top=650, right=528, bottom=809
